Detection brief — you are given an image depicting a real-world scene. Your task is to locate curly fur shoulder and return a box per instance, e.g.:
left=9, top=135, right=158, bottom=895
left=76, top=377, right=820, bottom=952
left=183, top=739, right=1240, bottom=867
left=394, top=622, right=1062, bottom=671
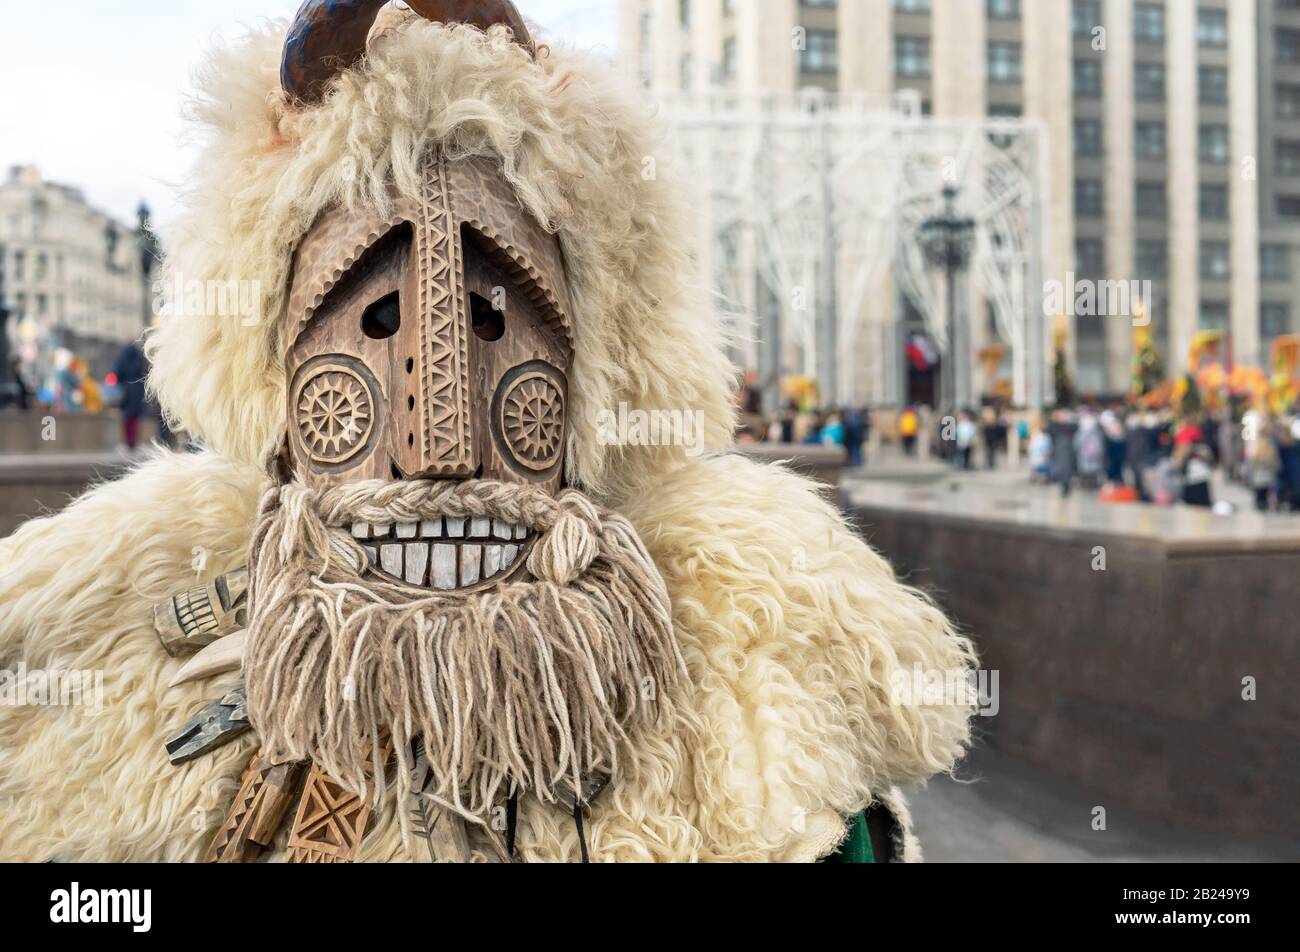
left=600, top=453, right=975, bottom=861
left=0, top=451, right=263, bottom=861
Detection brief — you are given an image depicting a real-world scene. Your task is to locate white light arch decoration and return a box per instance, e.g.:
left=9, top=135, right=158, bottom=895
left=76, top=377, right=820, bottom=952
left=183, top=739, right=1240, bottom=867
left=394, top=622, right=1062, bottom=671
left=659, top=90, right=1050, bottom=408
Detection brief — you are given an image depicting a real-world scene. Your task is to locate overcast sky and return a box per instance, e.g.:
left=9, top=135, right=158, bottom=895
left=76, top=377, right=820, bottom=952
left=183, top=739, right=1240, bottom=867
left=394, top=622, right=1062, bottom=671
left=0, top=1, right=619, bottom=232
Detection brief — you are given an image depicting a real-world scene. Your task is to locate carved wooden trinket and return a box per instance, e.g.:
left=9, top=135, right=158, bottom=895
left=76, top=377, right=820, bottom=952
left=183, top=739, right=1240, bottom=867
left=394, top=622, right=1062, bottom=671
left=153, top=566, right=248, bottom=656
left=206, top=748, right=306, bottom=863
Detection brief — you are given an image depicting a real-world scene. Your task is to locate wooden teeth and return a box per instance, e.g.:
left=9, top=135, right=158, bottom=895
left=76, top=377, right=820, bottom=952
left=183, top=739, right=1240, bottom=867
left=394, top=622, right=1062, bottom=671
left=349, top=519, right=529, bottom=591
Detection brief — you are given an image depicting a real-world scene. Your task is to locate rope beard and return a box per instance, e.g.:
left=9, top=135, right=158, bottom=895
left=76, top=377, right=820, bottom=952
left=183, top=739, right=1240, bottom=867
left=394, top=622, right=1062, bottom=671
left=243, top=477, right=683, bottom=829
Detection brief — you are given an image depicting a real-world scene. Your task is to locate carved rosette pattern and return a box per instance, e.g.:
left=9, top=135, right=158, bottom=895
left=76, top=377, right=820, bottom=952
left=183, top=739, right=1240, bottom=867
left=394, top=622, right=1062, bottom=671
left=417, top=152, right=473, bottom=468
left=500, top=372, right=565, bottom=471
left=295, top=366, right=375, bottom=463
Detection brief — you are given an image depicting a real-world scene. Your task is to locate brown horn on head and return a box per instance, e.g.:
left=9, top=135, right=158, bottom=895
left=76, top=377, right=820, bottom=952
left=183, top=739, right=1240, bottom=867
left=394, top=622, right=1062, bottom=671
left=407, top=0, right=535, bottom=51
left=282, top=0, right=536, bottom=105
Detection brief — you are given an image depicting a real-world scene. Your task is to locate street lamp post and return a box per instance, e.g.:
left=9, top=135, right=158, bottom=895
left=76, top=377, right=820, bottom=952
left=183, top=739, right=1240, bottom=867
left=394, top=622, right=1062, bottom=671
left=0, top=241, right=10, bottom=393
left=919, top=186, right=976, bottom=412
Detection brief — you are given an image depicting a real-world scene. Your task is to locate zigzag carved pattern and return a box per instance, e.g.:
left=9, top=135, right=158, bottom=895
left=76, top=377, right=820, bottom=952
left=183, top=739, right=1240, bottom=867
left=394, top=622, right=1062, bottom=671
left=417, top=152, right=472, bottom=467
left=288, top=202, right=410, bottom=334
left=448, top=156, right=573, bottom=353
left=204, top=749, right=273, bottom=863
left=285, top=762, right=372, bottom=863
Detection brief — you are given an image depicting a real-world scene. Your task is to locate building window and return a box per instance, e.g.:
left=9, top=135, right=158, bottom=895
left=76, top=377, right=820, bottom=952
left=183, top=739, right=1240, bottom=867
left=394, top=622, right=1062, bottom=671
left=679, top=53, right=693, bottom=90
left=723, top=0, right=737, bottom=17
left=1199, top=124, right=1229, bottom=164
left=1200, top=242, right=1231, bottom=280
left=1136, top=181, right=1166, bottom=219
left=988, top=0, right=1020, bottom=18
left=1076, top=238, right=1105, bottom=275
left=1278, top=140, right=1300, bottom=176
left=1278, top=29, right=1300, bottom=65
left=1074, top=60, right=1102, bottom=97
left=1199, top=67, right=1228, bottom=104
left=800, top=30, right=838, bottom=73
left=1200, top=302, right=1229, bottom=331
left=987, top=104, right=1020, bottom=146
left=1200, top=184, right=1228, bottom=220
left=679, top=0, right=692, bottom=29
left=895, top=36, right=931, bottom=77
left=1135, top=62, right=1165, bottom=100
left=1136, top=121, right=1166, bottom=160
left=1075, top=119, right=1103, bottom=156
left=722, top=37, right=737, bottom=78
left=1197, top=8, right=1228, bottom=47
left=988, top=42, right=1022, bottom=83
left=1137, top=240, right=1168, bottom=278
left=1262, top=303, right=1292, bottom=340
left=1075, top=179, right=1105, bottom=217
left=1134, top=4, right=1165, bottom=43
left=1072, top=0, right=1101, bottom=36
left=893, top=0, right=930, bottom=12
left=1279, top=195, right=1300, bottom=218
left=1277, top=83, right=1300, bottom=118
left=1261, top=245, right=1291, bottom=282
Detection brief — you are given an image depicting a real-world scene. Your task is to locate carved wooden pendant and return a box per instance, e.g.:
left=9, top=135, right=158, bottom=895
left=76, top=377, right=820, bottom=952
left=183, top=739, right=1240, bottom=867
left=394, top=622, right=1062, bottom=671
left=284, top=736, right=393, bottom=864
left=407, top=738, right=471, bottom=863
left=154, top=567, right=249, bottom=656
left=285, top=762, right=376, bottom=863
left=205, top=748, right=305, bottom=863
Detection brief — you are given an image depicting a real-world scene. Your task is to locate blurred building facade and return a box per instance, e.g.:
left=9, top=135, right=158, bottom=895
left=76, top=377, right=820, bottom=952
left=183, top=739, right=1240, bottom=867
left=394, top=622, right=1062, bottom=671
left=0, top=164, right=156, bottom=378
left=621, top=0, right=1298, bottom=398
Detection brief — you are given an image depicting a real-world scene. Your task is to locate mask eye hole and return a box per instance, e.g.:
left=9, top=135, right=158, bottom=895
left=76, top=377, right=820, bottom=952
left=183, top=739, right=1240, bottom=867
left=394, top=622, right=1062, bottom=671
left=470, top=291, right=505, bottom=342
left=361, top=292, right=401, bottom=340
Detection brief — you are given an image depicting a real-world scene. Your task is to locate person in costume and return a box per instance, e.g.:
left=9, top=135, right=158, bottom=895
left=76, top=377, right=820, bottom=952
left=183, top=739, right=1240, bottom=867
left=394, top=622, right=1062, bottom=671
left=0, top=0, right=974, bottom=862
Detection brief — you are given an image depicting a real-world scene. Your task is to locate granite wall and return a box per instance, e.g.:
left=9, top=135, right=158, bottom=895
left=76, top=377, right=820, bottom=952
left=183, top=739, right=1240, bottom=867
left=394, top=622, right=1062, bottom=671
left=851, top=492, right=1300, bottom=837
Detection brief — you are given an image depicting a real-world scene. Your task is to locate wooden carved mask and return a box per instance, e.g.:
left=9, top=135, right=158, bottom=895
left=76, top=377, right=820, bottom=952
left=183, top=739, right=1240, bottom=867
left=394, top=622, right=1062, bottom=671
left=283, top=152, right=573, bottom=590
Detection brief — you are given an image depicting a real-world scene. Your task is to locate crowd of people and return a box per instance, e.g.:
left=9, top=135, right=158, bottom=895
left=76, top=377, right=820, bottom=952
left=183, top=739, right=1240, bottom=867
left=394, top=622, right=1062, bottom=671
left=737, top=380, right=1300, bottom=514
left=0, top=339, right=174, bottom=453
left=1017, top=404, right=1300, bottom=512
left=737, top=395, right=873, bottom=467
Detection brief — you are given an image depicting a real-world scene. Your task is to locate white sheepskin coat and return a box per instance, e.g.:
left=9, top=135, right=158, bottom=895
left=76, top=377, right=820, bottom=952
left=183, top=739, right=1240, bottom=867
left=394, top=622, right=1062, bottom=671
left=0, top=16, right=974, bottom=862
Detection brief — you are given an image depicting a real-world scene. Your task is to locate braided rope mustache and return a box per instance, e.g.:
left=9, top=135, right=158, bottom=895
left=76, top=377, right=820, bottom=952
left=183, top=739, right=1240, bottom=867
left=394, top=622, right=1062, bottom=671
left=244, top=478, right=683, bottom=823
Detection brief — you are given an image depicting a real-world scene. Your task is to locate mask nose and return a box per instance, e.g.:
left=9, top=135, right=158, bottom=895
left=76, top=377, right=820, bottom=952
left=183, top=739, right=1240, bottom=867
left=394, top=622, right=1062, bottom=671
left=388, top=184, right=477, bottom=482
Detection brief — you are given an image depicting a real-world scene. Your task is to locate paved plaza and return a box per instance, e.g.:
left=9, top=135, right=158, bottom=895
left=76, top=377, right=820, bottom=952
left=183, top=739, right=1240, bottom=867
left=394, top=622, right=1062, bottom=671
left=850, top=447, right=1299, bottom=861
left=908, top=747, right=1296, bottom=863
